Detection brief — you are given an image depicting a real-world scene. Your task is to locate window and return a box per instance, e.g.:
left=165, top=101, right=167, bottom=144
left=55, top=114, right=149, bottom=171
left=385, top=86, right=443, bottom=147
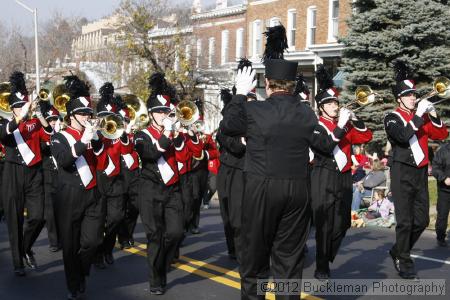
left=235, top=28, right=244, bottom=59
left=196, top=39, right=202, bottom=68
left=252, top=20, right=262, bottom=58
left=221, top=30, right=229, bottom=65
left=287, top=9, right=296, bottom=49
left=328, top=0, right=339, bottom=42
left=307, top=7, right=317, bottom=47
left=208, top=37, right=215, bottom=68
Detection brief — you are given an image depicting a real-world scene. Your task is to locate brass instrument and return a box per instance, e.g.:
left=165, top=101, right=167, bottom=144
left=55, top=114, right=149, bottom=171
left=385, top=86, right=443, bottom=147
left=51, top=84, right=70, bottom=115
left=38, top=88, right=50, bottom=101
left=176, top=100, right=199, bottom=127
left=415, top=77, right=450, bottom=105
left=344, top=85, right=382, bottom=112
left=121, top=94, right=149, bottom=129
left=0, top=82, right=13, bottom=119
left=97, top=114, right=125, bottom=139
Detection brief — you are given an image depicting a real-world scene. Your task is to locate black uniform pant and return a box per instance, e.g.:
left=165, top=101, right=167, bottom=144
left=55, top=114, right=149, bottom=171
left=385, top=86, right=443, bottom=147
left=217, top=164, right=244, bottom=261
left=138, top=178, right=184, bottom=288
left=391, top=163, right=429, bottom=266
left=35, top=168, right=59, bottom=247
left=436, top=189, right=450, bottom=241
left=203, top=172, right=217, bottom=206
left=190, top=168, right=209, bottom=230
left=118, top=168, right=140, bottom=244
left=240, top=173, right=311, bottom=300
left=179, top=173, right=194, bottom=231
left=55, top=183, right=104, bottom=293
left=96, top=172, right=125, bottom=256
left=2, top=162, right=44, bottom=270
left=311, top=167, right=352, bottom=273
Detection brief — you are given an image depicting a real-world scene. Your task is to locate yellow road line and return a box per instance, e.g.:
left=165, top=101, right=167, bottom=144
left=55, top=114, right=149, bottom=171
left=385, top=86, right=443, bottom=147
left=125, top=242, right=321, bottom=300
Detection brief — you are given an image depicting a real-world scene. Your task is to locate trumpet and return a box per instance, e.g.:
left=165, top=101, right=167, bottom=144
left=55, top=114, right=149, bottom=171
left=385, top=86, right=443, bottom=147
left=343, top=85, right=382, bottom=112
left=88, top=114, right=125, bottom=140
left=415, top=76, right=450, bottom=105
left=38, top=88, right=50, bottom=101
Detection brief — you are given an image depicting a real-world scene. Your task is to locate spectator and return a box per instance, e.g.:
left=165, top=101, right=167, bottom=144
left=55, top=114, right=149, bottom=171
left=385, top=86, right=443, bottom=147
left=351, top=159, right=387, bottom=211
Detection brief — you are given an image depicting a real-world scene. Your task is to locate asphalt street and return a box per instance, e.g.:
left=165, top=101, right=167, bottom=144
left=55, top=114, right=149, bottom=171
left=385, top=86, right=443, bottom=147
left=1, top=199, right=449, bottom=299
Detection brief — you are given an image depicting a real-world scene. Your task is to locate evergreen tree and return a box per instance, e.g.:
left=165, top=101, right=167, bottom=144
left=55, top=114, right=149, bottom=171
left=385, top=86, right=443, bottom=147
left=340, top=0, right=450, bottom=148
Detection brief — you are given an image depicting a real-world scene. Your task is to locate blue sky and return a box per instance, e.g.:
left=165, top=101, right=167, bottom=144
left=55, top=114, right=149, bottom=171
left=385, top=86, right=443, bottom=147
left=3, top=0, right=198, bottom=31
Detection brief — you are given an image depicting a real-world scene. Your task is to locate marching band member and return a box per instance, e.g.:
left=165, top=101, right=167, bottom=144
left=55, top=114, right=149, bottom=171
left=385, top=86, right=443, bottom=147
left=50, top=76, right=105, bottom=299
left=0, top=71, right=52, bottom=275
left=37, top=102, right=62, bottom=252
left=93, top=83, right=127, bottom=268
left=384, top=62, right=448, bottom=279
left=310, top=65, right=373, bottom=280
left=217, top=87, right=247, bottom=262
left=189, top=114, right=219, bottom=233
left=221, top=25, right=318, bottom=299
left=134, top=73, right=189, bottom=295
left=117, top=106, right=141, bottom=250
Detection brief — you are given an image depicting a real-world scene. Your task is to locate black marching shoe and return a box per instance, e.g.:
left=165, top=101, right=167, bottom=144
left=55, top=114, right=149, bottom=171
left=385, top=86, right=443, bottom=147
left=14, top=267, right=26, bottom=277
left=67, top=291, right=77, bottom=300
left=49, top=245, right=61, bottom=252
left=398, top=260, right=418, bottom=280
left=314, top=269, right=330, bottom=281
left=150, top=287, right=164, bottom=295
left=78, top=277, right=86, bottom=294
left=437, top=239, right=448, bottom=247
left=104, top=253, right=114, bottom=265
left=190, top=227, right=200, bottom=234
left=94, top=255, right=106, bottom=269
left=120, top=241, right=132, bottom=250
left=24, top=252, right=37, bottom=269
left=389, top=249, right=400, bottom=272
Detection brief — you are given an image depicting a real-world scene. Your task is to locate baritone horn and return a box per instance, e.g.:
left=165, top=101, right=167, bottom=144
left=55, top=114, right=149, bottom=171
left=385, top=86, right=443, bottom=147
left=89, top=114, right=125, bottom=140
left=0, top=82, right=13, bottom=119
left=121, top=94, right=149, bottom=129
left=176, top=100, right=199, bottom=127
left=51, top=84, right=71, bottom=115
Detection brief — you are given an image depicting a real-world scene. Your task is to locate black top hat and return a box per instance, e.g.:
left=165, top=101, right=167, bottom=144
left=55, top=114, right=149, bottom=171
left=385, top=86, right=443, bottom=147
left=392, top=61, right=416, bottom=98
left=40, top=101, right=60, bottom=120
left=64, top=75, right=93, bottom=115
left=147, top=72, right=176, bottom=113
left=8, top=71, right=29, bottom=108
left=315, top=65, right=339, bottom=106
left=262, top=25, right=297, bottom=81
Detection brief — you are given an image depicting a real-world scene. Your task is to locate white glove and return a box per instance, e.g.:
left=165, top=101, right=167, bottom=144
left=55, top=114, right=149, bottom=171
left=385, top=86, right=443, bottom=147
left=416, top=99, right=432, bottom=117
left=81, top=123, right=95, bottom=144
left=125, top=122, right=133, bottom=134
left=54, top=119, right=61, bottom=133
left=19, top=101, right=32, bottom=119
left=172, top=121, right=181, bottom=132
left=235, top=66, right=256, bottom=96
left=162, top=118, right=173, bottom=131
left=337, top=108, right=352, bottom=128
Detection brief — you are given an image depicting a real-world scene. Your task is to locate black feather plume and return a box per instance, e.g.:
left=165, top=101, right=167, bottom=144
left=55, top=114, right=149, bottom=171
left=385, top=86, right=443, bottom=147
left=112, top=95, right=127, bottom=110
left=64, top=75, right=90, bottom=99
left=99, top=82, right=114, bottom=103
left=237, top=58, right=252, bottom=71
left=9, top=71, right=28, bottom=95
left=393, top=60, right=412, bottom=82
left=148, top=72, right=167, bottom=95
left=315, top=65, right=334, bottom=92
left=220, top=88, right=233, bottom=106
left=262, top=24, right=288, bottom=64
left=293, top=73, right=309, bottom=96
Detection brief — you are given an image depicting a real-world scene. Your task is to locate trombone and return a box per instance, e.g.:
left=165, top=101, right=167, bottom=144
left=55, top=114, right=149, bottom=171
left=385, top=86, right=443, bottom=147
left=343, top=85, right=382, bottom=112
left=415, top=77, right=450, bottom=105
left=88, top=114, right=125, bottom=140
left=175, top=100, right=199, bottom=127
